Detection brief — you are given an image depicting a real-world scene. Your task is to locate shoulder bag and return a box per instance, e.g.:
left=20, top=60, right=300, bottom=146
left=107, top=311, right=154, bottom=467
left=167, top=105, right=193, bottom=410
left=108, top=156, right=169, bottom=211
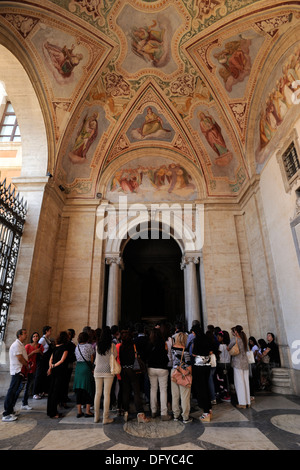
left=110, top=344, right=122, bottom=375
left=229, top=338, right=240, bottom=357
left=210, top=353, right=217, bottom=367
left=247, top=350, right=255, bottom=364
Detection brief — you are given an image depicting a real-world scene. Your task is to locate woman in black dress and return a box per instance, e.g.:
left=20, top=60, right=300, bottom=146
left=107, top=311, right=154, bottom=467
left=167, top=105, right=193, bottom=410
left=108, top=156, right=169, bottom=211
left=191, top=324, right=213, bottom=422
left=47, top=331, right=69, bottom=418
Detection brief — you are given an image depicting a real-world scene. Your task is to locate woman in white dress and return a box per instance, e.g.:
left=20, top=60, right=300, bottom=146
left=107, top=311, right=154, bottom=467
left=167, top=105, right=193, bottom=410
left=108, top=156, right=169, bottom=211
left=227, top=325, right=250, bottom=409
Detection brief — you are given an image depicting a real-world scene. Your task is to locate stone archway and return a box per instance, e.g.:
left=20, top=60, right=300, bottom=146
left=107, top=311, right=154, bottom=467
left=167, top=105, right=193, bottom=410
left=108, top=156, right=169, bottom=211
left=103, top=207, right=205, bottom=330
left=0, top=45, right=49, bottom=178
left=0, top=44, right=50, bottom=346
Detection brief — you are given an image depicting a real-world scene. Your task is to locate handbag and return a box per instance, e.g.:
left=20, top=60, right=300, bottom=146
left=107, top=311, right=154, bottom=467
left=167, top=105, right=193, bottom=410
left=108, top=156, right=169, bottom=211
left=171, top=349, right=192, bottom=388
left=133, top=344, right=146, bottom=374
left=210, top=353, right=217, bottom=367
left=262, top=354, right=270, bottom=364
left=194, top=355, right=210, bottom=366
left=110, top=344, right=121, bottom=375
left=247, top=350, right=255, bottom=364
left=229, top=338, right=239, bottom=357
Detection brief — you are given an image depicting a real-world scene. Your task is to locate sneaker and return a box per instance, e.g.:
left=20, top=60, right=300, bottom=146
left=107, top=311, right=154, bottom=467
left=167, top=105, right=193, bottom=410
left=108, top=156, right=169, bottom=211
left=183, top=418, right=193, bottom=424
left=2, top=414, right=18, bottom=422
left=211, top=399, right=217, bottom=405
left=173, top=416, right=179, bottom=421
left=33, top=394, right=41, bottom=400
left=221, top=395, right=231, bottom=402
left=21, top=405, right=33, bottom=410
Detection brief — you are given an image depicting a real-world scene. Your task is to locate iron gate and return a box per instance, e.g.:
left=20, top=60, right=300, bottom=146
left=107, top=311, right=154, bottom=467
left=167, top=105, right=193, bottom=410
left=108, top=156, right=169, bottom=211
left=0, top=178, right=27, bottom=341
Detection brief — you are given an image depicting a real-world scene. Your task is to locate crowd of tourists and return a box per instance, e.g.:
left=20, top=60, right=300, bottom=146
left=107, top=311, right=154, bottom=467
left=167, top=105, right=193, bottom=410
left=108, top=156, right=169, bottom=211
left=1, top=321, right=281, bottom=424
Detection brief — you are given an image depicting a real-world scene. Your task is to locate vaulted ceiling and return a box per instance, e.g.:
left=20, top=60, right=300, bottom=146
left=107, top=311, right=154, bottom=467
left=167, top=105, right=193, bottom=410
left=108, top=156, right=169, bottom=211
left=1, top=0, right=300, bottom=200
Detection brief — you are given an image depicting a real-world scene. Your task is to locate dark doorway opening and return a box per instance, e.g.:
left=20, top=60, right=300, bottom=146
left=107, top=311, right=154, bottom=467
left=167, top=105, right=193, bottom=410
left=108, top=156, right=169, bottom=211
left=121, top=232, right=185, bottom=328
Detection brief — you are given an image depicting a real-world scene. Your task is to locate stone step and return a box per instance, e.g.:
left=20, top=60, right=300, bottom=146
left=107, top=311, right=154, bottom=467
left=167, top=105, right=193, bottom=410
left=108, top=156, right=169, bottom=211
left=271, top=368, right=292, bottom=395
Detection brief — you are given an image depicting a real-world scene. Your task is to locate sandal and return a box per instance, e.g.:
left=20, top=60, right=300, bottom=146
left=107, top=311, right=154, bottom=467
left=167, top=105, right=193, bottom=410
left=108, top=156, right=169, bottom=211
left=137, top=413, right=151, bottom=423
left=51, top=413, right=63, bottom=419
left=199, top=413, right=211, bottom=423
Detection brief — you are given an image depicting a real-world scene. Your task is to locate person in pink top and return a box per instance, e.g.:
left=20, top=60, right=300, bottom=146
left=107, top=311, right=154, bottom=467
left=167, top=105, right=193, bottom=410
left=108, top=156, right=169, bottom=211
left=20, top=332, right=44, bottom=410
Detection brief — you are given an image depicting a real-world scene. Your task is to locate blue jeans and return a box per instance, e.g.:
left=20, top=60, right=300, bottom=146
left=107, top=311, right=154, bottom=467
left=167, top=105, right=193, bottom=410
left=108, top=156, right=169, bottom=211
left=3, top=372, right=24, bottom=416
left=20, top=373, right=34, bottom=405
left=209, top=367, right=216, bottom=400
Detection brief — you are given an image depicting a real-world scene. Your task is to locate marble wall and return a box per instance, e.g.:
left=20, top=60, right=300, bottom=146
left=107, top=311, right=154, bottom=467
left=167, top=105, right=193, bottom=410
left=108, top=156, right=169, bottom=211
left=202, top=206, right=249, bottom=333
left=258, top=120, right=300, bottom=394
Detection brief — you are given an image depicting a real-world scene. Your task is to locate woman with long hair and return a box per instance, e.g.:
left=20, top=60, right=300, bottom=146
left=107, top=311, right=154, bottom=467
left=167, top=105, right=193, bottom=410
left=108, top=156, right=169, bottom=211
left=94, top=326, right=117, bottom=424
left=248, top=336, right=259, bottom=394
left=119, top=330, right=150, bottom=423
left=146, top=328, right=170, bottom=420
left=46, top=331, right=69, bottom=419
left=191, top=324, right=213, bottom=422
left=227, top=325, right=250, bottom=408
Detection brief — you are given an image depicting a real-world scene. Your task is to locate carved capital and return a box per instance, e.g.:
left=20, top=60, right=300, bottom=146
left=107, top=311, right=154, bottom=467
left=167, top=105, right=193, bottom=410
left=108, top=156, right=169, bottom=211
left=180, top=255, right=199, bottom=269
left=105, top=256, right=124, bottom=269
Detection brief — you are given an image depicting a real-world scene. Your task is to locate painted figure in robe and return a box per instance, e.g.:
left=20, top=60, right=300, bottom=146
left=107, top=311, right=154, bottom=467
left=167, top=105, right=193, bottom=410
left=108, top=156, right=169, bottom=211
left=69, top=112, right=98, bottom=164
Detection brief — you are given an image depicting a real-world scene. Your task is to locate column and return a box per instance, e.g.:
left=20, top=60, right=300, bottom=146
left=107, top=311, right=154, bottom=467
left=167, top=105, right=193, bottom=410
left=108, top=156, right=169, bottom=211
left=181, top=254, right=200, bottom=331
left=105, top=255, right=123, bottom=327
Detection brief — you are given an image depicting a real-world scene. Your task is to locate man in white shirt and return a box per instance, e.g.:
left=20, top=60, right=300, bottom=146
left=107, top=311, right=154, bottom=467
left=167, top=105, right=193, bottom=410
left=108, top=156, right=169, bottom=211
left=2, top=329, right=28, bottom=422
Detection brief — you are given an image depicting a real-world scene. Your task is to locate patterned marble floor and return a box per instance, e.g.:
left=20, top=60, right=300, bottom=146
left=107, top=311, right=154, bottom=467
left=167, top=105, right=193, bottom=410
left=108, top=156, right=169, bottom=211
left=1, top=391, right=300, bottom=453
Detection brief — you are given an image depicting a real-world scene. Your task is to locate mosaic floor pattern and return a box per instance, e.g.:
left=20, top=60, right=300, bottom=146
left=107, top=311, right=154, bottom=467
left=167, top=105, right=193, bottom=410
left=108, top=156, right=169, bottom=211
left=1, top=391, right=300, bottom=453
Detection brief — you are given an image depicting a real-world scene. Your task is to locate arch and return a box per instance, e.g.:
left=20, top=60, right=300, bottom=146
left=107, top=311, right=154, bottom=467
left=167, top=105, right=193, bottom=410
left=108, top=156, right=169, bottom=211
left=245, top=21, right=300, bottom=174
left=98, top=147, right=206, bottom=200
left=0, top=33, right=51, bottom=177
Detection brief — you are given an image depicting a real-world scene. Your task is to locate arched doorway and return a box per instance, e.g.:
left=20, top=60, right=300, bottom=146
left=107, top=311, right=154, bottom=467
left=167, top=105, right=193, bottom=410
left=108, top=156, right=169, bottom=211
left=120, top=231, right=185, bottom=328
left=104, top=215, right=203, bottom=331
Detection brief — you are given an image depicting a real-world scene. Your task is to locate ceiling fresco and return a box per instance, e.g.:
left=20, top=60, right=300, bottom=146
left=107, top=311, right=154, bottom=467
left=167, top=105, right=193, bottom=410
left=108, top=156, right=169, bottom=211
left=1, top=0, right=300, bottom=200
